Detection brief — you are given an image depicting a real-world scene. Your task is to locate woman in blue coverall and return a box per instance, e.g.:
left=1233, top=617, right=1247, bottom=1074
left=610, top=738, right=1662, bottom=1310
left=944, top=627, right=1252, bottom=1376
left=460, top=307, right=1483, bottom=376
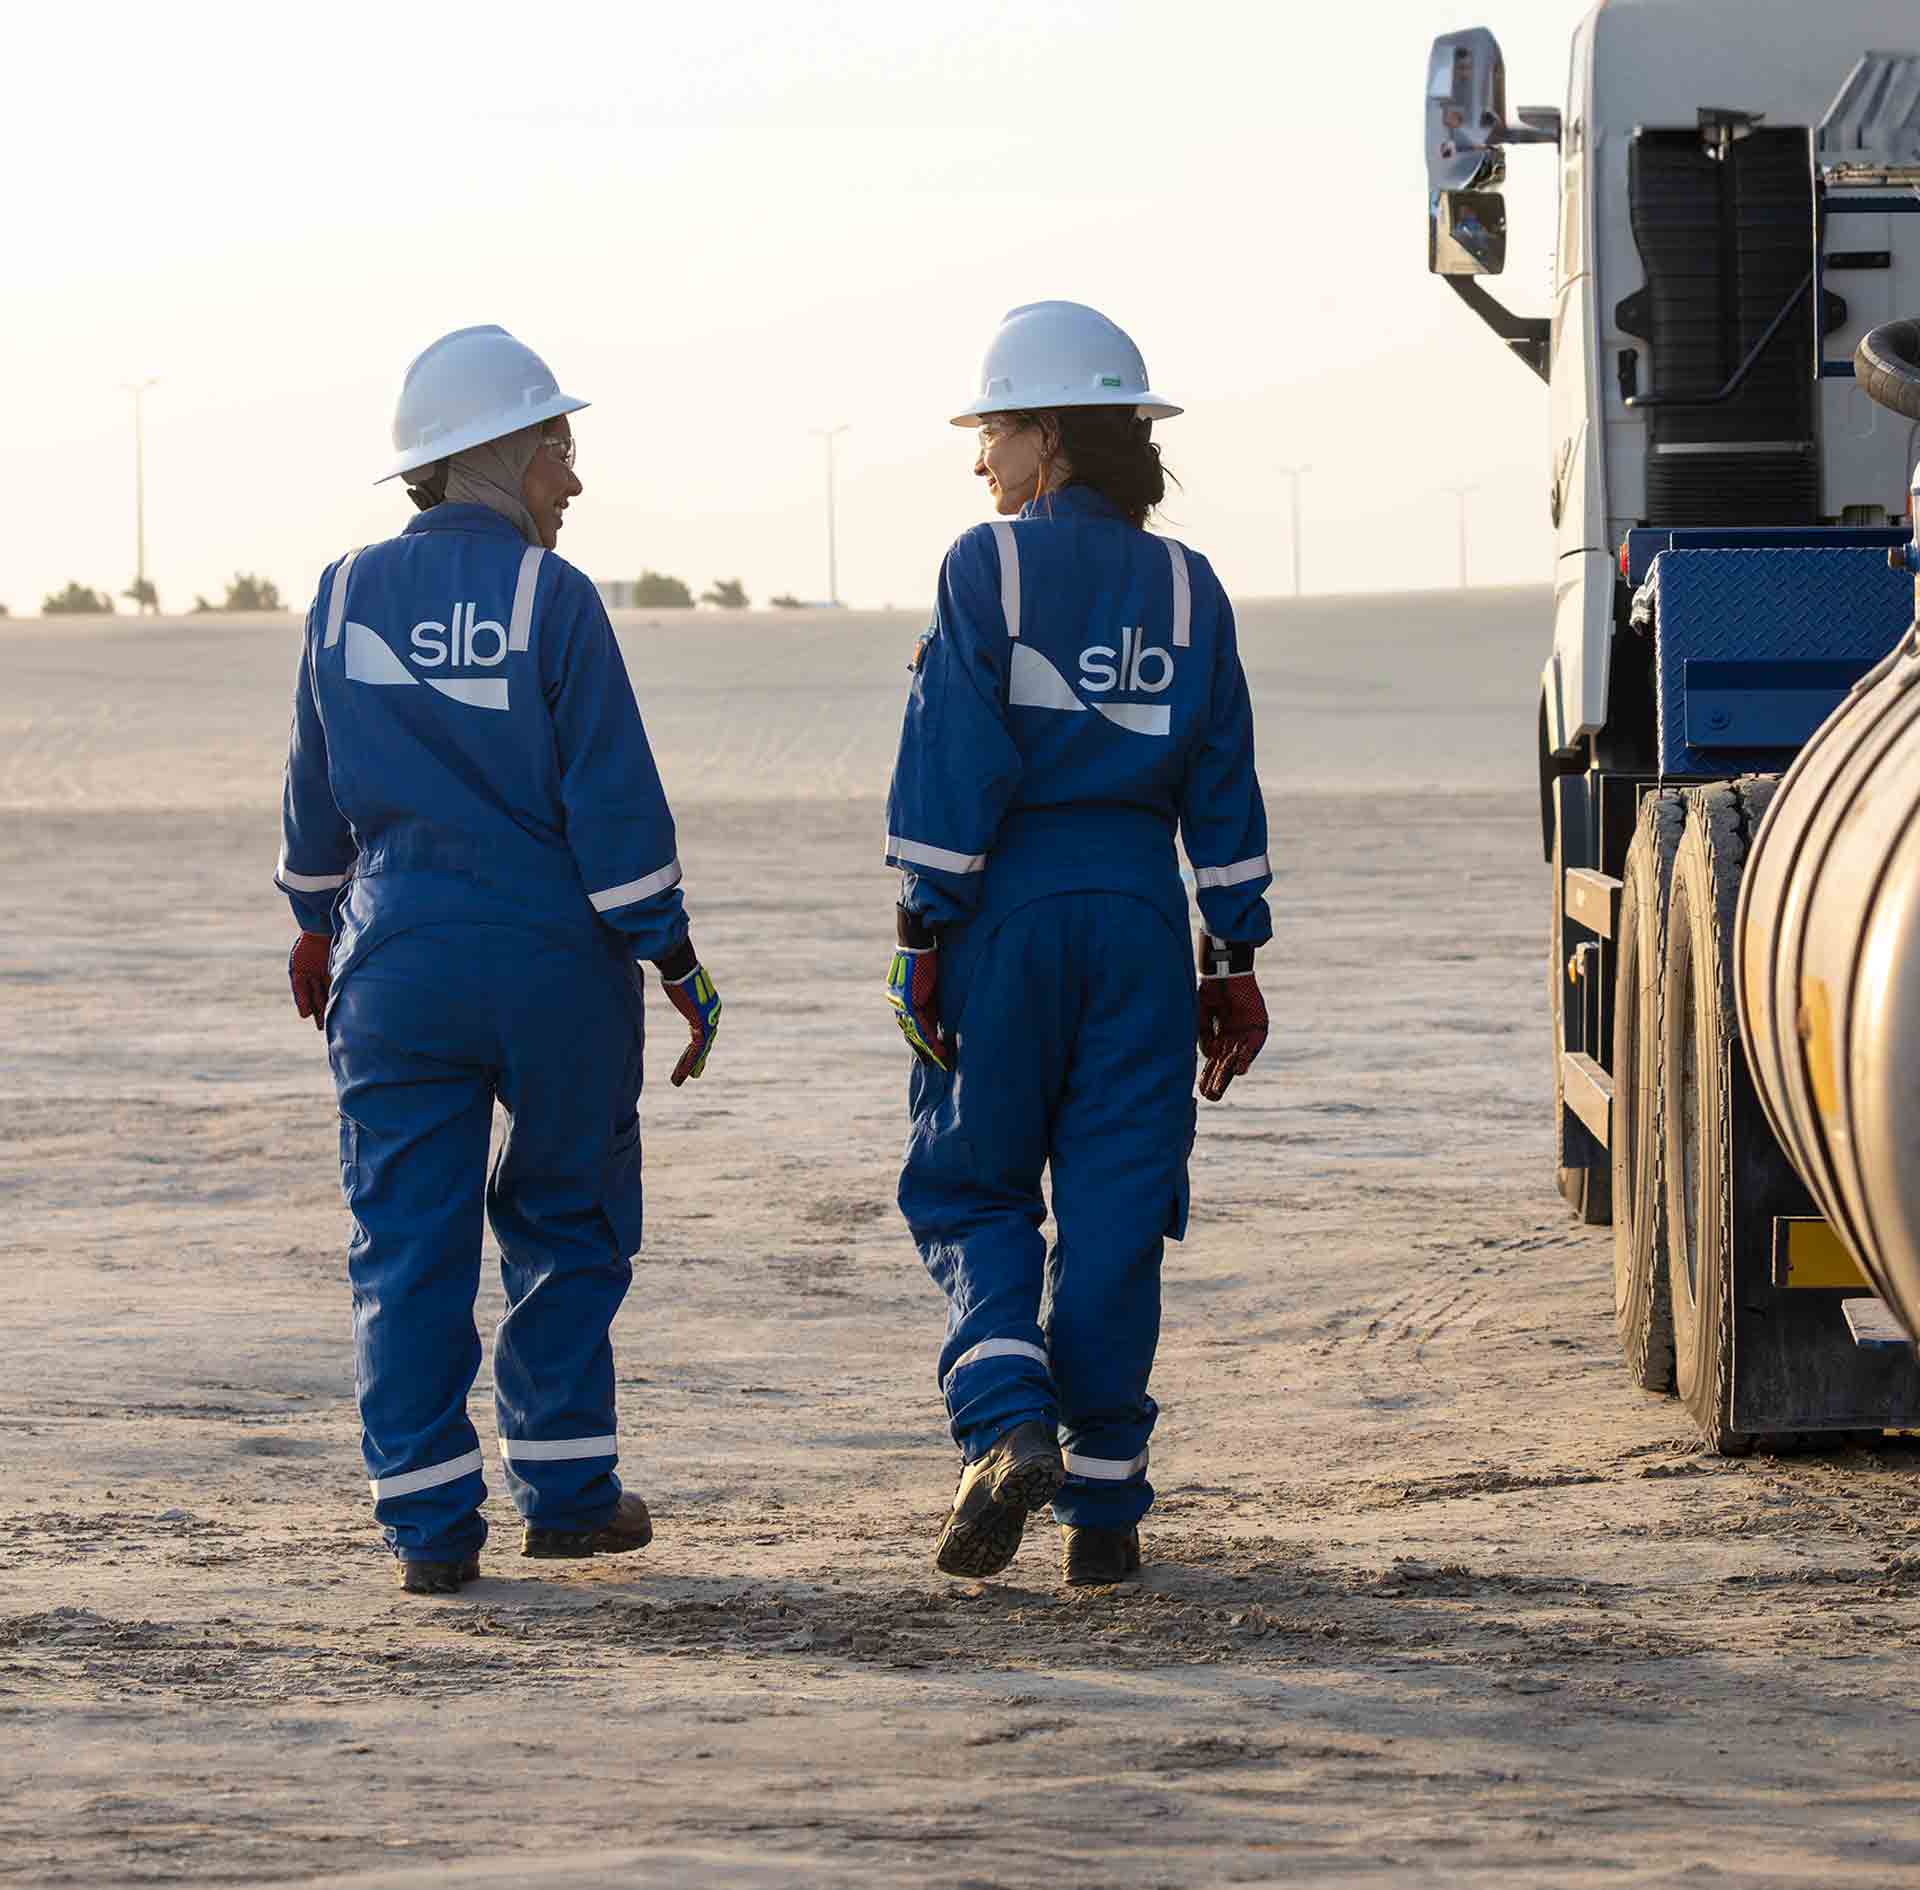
left=886, top=300, right=1273, bottom=1587
left=277, top=326, right=723, bottom=1594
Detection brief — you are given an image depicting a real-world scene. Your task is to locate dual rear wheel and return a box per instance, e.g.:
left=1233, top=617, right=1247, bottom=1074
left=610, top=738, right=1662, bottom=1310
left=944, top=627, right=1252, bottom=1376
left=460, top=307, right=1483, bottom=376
left=1584, top=779, right=1779, bottom=1450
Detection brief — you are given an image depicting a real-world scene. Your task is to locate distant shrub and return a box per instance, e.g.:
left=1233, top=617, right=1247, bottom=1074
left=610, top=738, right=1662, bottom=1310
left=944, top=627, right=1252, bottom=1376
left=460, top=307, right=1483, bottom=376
left=634, top=571, right=694, bottom=608
left=768, top=593, right=804, bottom=609
left=699, top=577, right=749, bottom=609
left=43, top=582, right=114, bottom=615
left=122, top=577, right=160, bottom=613
left=189, top=573, right=285, bottom=613
left=224, top=573, right=283, bottom=611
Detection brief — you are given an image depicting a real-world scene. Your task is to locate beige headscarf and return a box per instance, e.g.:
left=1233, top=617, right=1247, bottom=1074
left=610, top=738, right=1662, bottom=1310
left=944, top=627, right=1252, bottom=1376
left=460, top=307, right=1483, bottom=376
left=408, top=422, right=545, bottom=544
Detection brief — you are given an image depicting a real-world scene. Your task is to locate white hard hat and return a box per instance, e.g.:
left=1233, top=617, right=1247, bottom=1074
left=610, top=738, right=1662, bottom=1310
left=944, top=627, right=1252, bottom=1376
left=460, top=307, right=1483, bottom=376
left=378, top=324, right=589, bottom=483
left=951, top=300, right=1182, bottom=427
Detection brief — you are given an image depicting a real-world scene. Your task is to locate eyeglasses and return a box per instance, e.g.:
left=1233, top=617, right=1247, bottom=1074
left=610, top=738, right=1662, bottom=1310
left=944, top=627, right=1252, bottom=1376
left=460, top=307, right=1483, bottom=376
left=539, top=434, right=577, bottom=470
left=976, top=417, right=1029, bottom=447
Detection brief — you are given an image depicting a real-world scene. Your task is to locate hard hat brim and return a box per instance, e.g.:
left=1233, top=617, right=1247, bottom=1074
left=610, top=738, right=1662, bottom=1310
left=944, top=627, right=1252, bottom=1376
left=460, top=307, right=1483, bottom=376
left=377, top=393, right=591, bottom=483
left=950, top=390, right=1182, bottom=427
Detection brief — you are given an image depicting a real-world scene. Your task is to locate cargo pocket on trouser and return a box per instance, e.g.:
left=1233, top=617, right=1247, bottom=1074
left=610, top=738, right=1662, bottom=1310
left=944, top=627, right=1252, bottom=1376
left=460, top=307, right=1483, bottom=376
left=1166, top=1093, right=1196, bottom=1241
left=602, top=1117, right=645, bottom=1260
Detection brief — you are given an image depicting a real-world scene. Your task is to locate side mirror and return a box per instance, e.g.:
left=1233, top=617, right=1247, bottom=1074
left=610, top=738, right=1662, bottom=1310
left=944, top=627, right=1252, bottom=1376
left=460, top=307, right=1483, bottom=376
left=1430, top=189, right=1508, bottom=276
left=1427, top=27, right=1509, bottom=192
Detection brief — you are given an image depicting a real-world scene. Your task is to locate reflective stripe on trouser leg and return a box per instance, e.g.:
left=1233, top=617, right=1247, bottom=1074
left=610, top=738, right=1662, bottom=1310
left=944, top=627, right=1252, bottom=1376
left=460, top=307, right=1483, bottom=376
left=1043, top=893, right=1193, bottom=1531
left=330, top=963, right=496, bottom=1563
left=488, top=942, right=644, bottom=1530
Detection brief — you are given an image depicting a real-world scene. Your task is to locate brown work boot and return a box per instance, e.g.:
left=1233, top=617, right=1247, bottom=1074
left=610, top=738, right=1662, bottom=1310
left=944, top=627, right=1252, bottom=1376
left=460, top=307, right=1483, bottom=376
left=1060, top=1524, right=1142, bottom=1587
left=933, top=1421, right=1066, bottom=1578
left=522, top=1491, right=654, bottom=1559
left=397, top=1552, right=481, bottom=1594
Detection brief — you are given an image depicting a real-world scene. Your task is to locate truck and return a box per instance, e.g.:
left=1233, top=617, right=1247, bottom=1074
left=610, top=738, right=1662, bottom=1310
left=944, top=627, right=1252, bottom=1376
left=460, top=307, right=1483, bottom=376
left=1426, top=0, right=1920, bottom=1450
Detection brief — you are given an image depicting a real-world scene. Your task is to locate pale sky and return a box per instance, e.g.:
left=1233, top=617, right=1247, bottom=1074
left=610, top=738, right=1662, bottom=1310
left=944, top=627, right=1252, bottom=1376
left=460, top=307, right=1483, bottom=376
left=3, top=0, right=1590, bottom=616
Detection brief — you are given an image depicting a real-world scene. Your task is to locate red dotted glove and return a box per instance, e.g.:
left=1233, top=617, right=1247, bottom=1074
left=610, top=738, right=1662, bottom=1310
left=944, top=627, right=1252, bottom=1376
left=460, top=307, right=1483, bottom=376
left=288, top=932, right=332, bottom=1032
left=1196, top=932, right=1267, bottom=1102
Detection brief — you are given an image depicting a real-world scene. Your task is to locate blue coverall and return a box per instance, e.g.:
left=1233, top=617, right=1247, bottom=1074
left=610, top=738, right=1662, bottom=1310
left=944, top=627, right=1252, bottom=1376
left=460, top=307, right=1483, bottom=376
left=887, top=485, right=1272, bottom=1530
left=277, top=504, right=688, bottom=1563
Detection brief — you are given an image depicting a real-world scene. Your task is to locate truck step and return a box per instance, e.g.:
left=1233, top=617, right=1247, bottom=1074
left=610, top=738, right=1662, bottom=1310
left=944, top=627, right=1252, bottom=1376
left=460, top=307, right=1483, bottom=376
left=1564, top=868, right=1623, bottom=939
left=1842, top=1296, right=1913, bottom=1351
left=1561, top=1051, right=1613, bottom=1150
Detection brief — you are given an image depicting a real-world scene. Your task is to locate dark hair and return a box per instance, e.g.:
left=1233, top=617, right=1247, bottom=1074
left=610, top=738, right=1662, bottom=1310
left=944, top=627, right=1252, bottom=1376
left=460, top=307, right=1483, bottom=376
left=1015, top=405, right=1175, bottom=528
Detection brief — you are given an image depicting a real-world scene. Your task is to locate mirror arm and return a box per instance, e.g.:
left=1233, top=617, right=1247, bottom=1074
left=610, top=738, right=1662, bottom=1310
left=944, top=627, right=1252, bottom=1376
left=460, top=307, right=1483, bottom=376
left=1446, top=277, right=1551, bottom=381
left=1489, top=125, right=1559, bottom=148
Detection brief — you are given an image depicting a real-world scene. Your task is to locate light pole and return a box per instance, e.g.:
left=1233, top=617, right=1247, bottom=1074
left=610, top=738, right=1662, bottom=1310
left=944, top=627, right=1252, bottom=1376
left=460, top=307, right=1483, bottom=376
left=124, top=379, right=159, bottom=612
left=811, top=424, right=849, bottom=606
left=1277, top=465, right=1309, bottom=597
left=1445, top=484, right=1476, bottom=590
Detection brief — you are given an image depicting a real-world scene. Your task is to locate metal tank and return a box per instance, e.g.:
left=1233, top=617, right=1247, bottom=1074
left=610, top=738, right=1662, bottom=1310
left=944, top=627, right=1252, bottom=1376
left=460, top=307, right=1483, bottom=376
left=1737, top=317, right=1920, bottom=1343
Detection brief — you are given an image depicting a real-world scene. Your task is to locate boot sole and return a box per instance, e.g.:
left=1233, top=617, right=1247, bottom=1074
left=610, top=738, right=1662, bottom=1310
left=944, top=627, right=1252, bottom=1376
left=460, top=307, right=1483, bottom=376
left=521, top=1526, right=653, bottom=1560
left=934, top=1456, right=1066, bottom=1578
left=399, top=1555, right=480, bottom=1594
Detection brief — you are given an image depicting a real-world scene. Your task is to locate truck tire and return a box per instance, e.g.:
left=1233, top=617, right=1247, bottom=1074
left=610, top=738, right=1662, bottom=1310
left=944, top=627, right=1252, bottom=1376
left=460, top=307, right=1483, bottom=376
left=1611, top=790, right=1687, bottom=1391
left=1552, top=806, right=1611, bottom=1224
left=1662, top=778, right=1778, bottom=1454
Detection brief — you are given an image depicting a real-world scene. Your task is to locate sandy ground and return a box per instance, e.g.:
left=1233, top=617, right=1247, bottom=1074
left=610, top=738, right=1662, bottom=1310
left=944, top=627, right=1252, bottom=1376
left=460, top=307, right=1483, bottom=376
left=3, top=590, right=1918, bottom=1889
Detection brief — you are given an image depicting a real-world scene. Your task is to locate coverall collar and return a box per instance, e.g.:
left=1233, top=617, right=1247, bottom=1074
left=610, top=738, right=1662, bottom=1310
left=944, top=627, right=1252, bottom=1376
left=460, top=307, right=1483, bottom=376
left=401, top=503, right=531, bottom=542
left=1021, top=484, right=1126, bottom=524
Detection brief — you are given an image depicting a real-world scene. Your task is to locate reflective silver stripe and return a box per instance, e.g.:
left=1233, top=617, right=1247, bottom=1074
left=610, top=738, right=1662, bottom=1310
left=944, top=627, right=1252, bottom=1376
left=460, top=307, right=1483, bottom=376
left=1062, top=1448, right=1149, bottom=1481
left=276, top=863, right=350, bottom=893
left=508, top=545, right=545, bottom=652
left=989, top=520, right=1021, bottom=639
left=369, top=1448, right=484, bottom=1500
left=1193, top=854, right=1269, bottom=890
left=1164, top=537, right=1191, bottom=648
left=944, top=1338, right=1051, bottom=1386
left=499, top=1435, right=618, bottom=1462
left=887, top=835, right=988, bottom=875
left=321, top=547, right=362, bottom=650
left=588, top=859, right=683, bottom=912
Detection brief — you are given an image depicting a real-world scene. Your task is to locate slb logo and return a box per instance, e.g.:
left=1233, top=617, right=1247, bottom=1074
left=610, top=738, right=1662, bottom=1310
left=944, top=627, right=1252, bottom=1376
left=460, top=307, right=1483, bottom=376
left=1007, top=625, right=1174, bottom=736
left=343, top=600, right=514, bottom=711
left=410, top=604, right=508, bottom=670
left=1079, top=627, right=1173, bottom=697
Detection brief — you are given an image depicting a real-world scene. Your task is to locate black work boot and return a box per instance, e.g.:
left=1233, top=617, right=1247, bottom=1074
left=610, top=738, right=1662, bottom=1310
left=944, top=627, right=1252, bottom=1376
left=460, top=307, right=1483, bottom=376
left=934, top=1421, right=1065, bottom=1578
left=1061, top=1524, right=1142, bottom=1587
left=397, top=1552, right=481, bottom=1595
left=523, top=1490, right=654, bottom=1560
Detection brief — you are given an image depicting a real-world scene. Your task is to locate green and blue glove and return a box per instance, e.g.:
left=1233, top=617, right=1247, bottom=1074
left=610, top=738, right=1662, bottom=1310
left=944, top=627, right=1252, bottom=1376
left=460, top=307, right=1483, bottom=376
left=887, top=906, right=951, bottom=1072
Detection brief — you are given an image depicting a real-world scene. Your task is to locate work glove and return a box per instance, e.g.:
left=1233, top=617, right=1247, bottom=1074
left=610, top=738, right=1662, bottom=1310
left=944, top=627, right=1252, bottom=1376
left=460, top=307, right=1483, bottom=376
left=886, top=906, right=951, bottom=1072
left=654, top=939, right=721, bottom=1085
left=288, top=932, right=332, bottom=1032
left=1196, top=931, right=1268, bottom=1103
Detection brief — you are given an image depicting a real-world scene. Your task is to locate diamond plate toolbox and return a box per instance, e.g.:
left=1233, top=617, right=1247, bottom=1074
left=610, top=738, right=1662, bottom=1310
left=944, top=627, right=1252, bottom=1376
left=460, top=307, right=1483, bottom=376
left=1641, top=548, right=1914, bottom=776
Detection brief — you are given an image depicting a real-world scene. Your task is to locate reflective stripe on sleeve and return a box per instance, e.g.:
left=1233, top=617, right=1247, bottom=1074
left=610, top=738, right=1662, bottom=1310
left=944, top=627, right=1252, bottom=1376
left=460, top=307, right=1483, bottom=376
left=943, top=1337, right=1051, bottom=1388
left=1062, top=1448, right=1149, bottom=1481
left=887, top=835, right=988, bottom=875
left=369, top=1448, right=484, bottom=1500
left=989, top=520, right=1021, bottom=639
left=1192, top=854, right=1269, bottom=890
left=321, top=547, right=362, bottom=650
left=1164, top=537, right=1191, bottom=648
left=276, top=858, right=350, bottom=893
left=508, top=545, right=545, bottom=652
left=588, top=859, right=683, bottom=912
left=498, top=1435, right=618, bottom=1463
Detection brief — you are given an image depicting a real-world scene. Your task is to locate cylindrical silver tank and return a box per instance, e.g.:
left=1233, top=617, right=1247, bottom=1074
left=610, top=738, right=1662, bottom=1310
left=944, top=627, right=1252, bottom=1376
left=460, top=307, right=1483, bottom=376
left=1737, top=621, right=1920, bottom=1337
left=1738, top=318, right=1920, bottom=1341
